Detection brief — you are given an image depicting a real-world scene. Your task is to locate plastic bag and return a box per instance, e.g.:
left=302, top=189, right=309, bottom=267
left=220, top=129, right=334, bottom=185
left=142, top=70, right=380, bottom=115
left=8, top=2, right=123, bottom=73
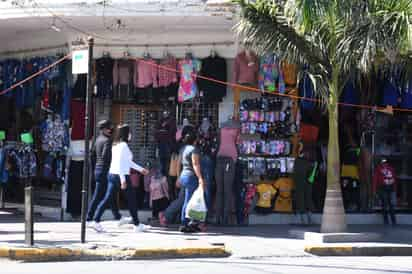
left=185, top=187, right=207, bottom=222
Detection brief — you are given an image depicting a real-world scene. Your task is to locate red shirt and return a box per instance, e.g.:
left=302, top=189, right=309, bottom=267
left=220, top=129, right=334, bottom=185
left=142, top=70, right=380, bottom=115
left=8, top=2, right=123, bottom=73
left=372, top=163, right=397, bottom=193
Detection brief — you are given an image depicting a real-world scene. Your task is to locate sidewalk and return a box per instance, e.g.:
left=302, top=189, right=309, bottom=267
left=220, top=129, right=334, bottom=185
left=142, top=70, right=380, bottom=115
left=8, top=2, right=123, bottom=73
left=0, top=209, right=229, bottom=262
left=2, top=208, right=412, bottom=261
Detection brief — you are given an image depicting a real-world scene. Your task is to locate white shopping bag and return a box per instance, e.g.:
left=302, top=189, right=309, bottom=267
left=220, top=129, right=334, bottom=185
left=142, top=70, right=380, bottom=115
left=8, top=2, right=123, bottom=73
left=185, top=186, right=207, bottom=222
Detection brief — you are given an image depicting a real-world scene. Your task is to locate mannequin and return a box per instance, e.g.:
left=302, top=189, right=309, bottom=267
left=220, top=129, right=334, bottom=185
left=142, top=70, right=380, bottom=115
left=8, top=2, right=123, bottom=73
left=291, top=142, right=314, bottom=224
left=155, top=110, right=177, bottom=176
left=200, top=117, right=211, bottom=136
left=198, top=117, right=218, bottom=213
left=176, top=118, right=192, bottom=141
left=215, top=115, right=240, bottom=225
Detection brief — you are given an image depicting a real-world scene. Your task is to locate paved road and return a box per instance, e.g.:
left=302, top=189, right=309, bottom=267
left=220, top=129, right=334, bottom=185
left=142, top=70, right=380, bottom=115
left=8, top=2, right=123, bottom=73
left=2, top=257, right=412, bottom=274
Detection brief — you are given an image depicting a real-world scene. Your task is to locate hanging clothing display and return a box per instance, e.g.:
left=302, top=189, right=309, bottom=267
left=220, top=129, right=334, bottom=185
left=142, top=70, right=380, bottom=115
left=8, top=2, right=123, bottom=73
left=273, top=177, right=294, bottom=212
left=256, top=183, right=277, bottom=209
left=158, top=56, right=178, bottom=88
left=258, top=54, right=281, bottom=93
left=134, top=58, right=158, bottom=88
left=95, top=56, right=114, bottom=98
left=70, top=100, right=94, bottom=140
left=40, top=115, right=69, bottom=153
left=197, top=55, right=227, bottom=102
left=233, top=50, right=259, bottom=84
left=178, top=58, right=201, bottom=102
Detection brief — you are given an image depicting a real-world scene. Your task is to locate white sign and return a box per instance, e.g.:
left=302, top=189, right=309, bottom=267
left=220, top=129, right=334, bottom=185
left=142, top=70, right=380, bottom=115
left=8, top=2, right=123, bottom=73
left=72, top=49, right=89, bottom=74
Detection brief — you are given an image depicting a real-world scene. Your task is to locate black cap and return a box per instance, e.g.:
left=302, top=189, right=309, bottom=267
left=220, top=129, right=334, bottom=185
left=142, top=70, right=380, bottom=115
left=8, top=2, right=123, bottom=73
left=98, top=120, right=113, bottom=130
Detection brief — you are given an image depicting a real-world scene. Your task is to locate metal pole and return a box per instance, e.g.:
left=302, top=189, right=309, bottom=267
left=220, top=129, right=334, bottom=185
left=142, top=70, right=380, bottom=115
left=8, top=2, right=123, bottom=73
left=0, top=185, right=4, bottom=209
left=81, top=37, right=94, bottom=243
left=24, top=180, right=33, bottom=246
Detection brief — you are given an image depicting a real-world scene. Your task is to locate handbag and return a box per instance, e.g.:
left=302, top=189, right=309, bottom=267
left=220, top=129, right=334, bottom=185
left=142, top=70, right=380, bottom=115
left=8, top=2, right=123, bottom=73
left=168, top=153, right=180, bottom=177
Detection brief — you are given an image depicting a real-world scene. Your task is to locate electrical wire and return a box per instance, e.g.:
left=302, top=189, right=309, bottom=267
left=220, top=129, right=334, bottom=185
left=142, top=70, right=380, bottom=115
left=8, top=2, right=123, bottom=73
left=27, top=0, right=132, bottom=43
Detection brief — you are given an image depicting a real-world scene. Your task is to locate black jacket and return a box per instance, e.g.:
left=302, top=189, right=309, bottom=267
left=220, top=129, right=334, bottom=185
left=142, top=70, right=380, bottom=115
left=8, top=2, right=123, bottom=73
left=91, top=134, right=112, bottom=172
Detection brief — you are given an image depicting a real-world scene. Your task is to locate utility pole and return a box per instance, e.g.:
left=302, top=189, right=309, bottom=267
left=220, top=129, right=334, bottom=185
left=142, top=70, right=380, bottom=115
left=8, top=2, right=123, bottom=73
left=80, top=37, right=94, bottom=243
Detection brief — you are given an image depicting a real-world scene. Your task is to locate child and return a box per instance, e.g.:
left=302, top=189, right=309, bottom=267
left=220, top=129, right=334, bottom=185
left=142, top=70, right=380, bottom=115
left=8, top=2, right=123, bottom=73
left=149, top=170, right=170, bottom=219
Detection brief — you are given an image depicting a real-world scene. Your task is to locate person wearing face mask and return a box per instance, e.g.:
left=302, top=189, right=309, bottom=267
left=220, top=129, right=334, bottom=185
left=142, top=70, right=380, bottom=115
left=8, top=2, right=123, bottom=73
left=91, top=124, right=151, bottom=233
left=86, top=120, right=121, bottom=224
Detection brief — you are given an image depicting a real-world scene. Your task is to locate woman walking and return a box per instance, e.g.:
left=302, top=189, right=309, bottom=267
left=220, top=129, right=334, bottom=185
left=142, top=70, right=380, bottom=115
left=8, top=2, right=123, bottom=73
left=91, top=124, right=151, bottom=233
left=178, top=126, right=206, bottom=233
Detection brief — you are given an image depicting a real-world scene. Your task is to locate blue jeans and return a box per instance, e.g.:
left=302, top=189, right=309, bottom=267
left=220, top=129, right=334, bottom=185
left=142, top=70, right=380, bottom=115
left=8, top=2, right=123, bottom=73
left=94, top=174, right=140, bottom=225
left=87, top=168, right=121, bottom=221
left=180, top=174, right=199, bottom=225
left=201, top=156, right=214, bottom=211
left=164, top=187, right=185, bottom=223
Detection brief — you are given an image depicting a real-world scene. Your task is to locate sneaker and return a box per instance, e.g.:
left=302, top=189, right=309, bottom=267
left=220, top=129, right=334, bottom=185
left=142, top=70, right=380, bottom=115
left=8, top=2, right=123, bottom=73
left=92, top=222, right=105, bottom=233
left=134, top=223, right=151, bottom=232
left=118, top=217, right=132, bottom=227
left=179, top=225, right=196, bottom=233
left=158, top=212, right=168, bottom=227
left=86, top=221, right=95, bottom=228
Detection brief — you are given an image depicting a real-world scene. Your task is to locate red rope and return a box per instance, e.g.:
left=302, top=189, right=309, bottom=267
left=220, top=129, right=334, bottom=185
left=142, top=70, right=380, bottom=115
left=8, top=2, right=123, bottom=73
left=0, top=54, right=72, bottom=96
left=1, top=53, right=409, bottom=113
left=139, top=58, right=411, bottom=113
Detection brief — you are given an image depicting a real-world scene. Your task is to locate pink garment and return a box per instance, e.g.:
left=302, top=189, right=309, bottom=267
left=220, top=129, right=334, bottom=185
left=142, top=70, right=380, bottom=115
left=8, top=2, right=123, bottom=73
left=176, top=128, right=183, bottom=141
left=144, top=169, right=156, bottom=192
left=158, top=56, right=178, bottom=87
left=134, top=59, right=158, bottom=88
left=233, top=51, right=259, bottom=84
left=113, top=59, right=133, bottom=86
left=149, top=176, right=169, bottom=207
left=178, top=59, right=201, bottom=102
left=217, top=127, right=240, bottom=160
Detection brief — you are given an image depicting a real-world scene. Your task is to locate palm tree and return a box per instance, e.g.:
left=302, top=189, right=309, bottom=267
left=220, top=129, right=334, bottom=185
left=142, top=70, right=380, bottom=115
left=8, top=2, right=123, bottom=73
left=235, top=0, right=412, bottom=233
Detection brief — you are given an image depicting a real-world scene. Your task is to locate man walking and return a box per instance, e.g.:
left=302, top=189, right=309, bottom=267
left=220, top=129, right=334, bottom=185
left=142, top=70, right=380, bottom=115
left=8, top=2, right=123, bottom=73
left=87, top=120, right=121, bottom=224
left=373, top=158, right=397, bottom=225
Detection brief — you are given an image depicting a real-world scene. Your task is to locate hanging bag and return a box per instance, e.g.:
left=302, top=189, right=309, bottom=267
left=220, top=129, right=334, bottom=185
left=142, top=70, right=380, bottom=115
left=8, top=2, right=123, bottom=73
left=168, top=153, right=180, bottom=177
left=185, top=186, right=207, bottom=222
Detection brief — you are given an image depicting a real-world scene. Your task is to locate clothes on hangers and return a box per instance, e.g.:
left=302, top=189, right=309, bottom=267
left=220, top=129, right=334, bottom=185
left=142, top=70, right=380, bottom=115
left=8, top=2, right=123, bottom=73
left=7, top=144, right=37, bottom=179
left=258, top=54, right=281, bottom=93
left=113, top=59, right=134, bottom=87
left=70, top=100, right=94, bottom=140
left=40, top=115, right=69, bottom=153
left=95, top=56, right=114, bottom=98
left=178, top=58, right=201, bottom=102
left=158, top=56, right=178, bottom=88
left=233, top=50, right=259, bottom=85
left=134, top=58, right=158, bottom=88
left=197, top=55, right=227, bottom=102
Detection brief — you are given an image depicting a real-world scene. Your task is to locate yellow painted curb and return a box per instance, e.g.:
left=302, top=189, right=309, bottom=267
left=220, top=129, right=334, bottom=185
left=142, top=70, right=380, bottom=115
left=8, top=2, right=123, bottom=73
left=0, top=246, right=230, bottom=262
left=305, top=246, right=353, bottom=256
left=304, top=245, right=412, bottom=256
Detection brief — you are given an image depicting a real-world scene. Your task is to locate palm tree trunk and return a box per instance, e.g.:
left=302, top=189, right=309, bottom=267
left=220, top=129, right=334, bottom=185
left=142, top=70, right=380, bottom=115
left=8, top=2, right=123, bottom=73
left=321, top=77, right=347, bottom=233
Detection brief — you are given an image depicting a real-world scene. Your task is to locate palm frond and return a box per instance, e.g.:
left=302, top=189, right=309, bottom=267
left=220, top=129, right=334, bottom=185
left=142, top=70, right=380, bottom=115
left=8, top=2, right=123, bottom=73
left=234, top=0, right=331, bottom=74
